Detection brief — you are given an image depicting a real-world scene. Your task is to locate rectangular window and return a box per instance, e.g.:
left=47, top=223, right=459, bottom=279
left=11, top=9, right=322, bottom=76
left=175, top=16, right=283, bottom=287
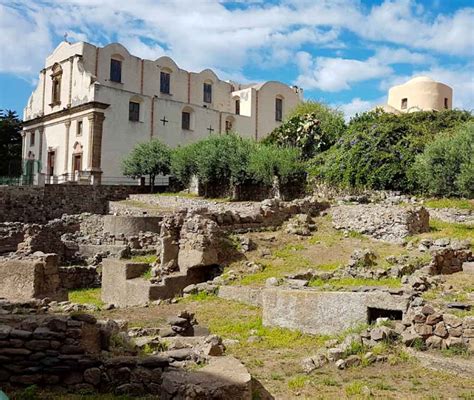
left=444, top=98, right=448, bottom=109
left=110, top=59, right=122, bottom=83
left=401, top=98, right=408, bottom=110
left=203, top=83, right=212, bottom=103
left=182, top=112, right=191, bottom=130
left=30, top=132, right=35, bottom=146
left=129, top=102, right=140, bottom=122
left=275, top=98, right=283, bottom=121
left=235, top=99, right=240, bottom=115
left=77, top=120, right=83, bottom=136
left=160, top=72, right=170, bottom=94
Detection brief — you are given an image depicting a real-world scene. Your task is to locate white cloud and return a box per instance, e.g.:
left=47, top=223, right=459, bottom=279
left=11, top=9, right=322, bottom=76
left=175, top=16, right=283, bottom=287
left=335, top=97, right=386, bottom=121
left=295, top=52, right=392, bottom=92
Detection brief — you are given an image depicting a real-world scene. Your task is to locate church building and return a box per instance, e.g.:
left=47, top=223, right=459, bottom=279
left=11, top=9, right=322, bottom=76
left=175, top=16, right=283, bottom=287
left=22, top=41, right=303, bottom=184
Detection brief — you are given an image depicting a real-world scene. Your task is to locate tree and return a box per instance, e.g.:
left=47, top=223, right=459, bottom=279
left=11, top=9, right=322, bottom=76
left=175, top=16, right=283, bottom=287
left=122, top=139, right=171, bottom=192
left=0, top=110, right=22, bottom=176
left=411, top=121, right=474, bottom=198
left=312, top=109, right=474, bottom=193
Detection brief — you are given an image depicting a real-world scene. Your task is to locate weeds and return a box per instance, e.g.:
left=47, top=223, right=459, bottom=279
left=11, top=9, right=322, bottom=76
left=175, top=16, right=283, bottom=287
left=68, top=288, right=103, bottom=308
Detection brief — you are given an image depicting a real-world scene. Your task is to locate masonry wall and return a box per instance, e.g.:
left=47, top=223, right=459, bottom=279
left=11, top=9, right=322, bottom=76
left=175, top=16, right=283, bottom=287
left=0, top=185, right=150, bottom=223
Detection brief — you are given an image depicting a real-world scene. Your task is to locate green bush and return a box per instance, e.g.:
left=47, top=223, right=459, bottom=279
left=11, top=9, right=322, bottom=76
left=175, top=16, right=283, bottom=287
left=411, top=121, right=474, bottom=198
left=312, top=109, right=473, bottom=193
left=170, top=142, right=201, bottom=187
left=247, top=144, right=304, bottom=185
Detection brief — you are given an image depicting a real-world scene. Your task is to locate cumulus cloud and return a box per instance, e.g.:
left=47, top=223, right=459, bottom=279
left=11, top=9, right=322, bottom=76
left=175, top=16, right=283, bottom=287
left=295, top=52, right=393, bottom=92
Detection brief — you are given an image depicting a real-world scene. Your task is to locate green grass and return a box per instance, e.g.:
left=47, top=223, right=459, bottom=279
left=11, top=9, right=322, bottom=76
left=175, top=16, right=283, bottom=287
left=180, top=292, right=217, bottom=302
left=131, top=254, right=158, bottom=264
left=419, top=219, right=474, bottom=242
left=424, top=198, right=473, bottom=210
left=142, top=267, right=152, bottom=280
left=441, top=344, right=471, bottom=358
left=288, top=375, right=310, bottom=390
left=68, top=288, right=104, bottom=308
left=344, top=380, right=366, bottom=396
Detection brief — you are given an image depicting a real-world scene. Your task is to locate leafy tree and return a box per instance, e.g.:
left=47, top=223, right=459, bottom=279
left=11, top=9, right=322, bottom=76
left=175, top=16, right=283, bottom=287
left=122, top=139, right=171, bottom=192
left=0, top=110, right=22, bottom=176
left=312, top=109, right=473, bottom=193
left=411, top=121, right=473, bottom=198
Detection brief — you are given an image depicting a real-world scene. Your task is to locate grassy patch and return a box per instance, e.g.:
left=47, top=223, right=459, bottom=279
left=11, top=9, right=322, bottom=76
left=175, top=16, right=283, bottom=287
left=344, top=380, right=366, bottom=396
left=288, top=375, right=310, bottom=390
left=68, top=288, right=103, bottom=308
left=424, top=198, right=474, bottom=210
left=441, top=344, right=471, bottom=358
left=180, top=292, right=217, bottom=302
left=131, top=254, right=158, bottom=264
left=142, top=267, right=152, bottom=280
left=416, top=219, right=474, bottom=242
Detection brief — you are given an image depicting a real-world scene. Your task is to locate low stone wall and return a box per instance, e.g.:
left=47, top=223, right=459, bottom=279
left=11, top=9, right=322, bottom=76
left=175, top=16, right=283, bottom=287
left=0, top=223, right=24, bottom=254
left=262, top=288, right=410, bottom=335
left=217, top=286, right=263, bottom=307
left=59, top=266, right=100, bottom=290
left=0, top=254, right=66, bottom=301
left=331, top=205, right=430, bottom=243
left=103, top=215, right=162, bottom=236
left=0, top=185, right=151, bottom=223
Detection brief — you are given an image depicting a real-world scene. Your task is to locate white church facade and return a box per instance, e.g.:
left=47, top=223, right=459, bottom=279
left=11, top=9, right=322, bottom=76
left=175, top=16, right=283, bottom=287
left=22, top=41, right=303, bottom=184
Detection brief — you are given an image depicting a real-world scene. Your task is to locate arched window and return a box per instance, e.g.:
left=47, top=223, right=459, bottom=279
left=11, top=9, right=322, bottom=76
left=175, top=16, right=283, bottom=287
left=51, top=63, right=63, bottom=106
left=203, top=80, right=213, bottom=103
left=110, top=54, right=124, bottom=83
left=182, top=106, right=194, bottom=130
left=275, top=95, right=283, bottom=121
left=160, top=67, right=172, bottom=94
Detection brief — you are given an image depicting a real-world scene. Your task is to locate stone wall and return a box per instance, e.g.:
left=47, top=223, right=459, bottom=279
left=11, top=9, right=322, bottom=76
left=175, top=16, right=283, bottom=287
left=0, top=185, right=151, bottom=223
left=0, top=254, right=66, bottom=301
left=59, top=266, right=100, bottom=290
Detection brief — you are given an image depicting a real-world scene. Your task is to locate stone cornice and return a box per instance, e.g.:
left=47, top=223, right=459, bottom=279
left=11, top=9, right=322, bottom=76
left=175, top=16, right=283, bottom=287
left=23, top=101, right=110, bottom=127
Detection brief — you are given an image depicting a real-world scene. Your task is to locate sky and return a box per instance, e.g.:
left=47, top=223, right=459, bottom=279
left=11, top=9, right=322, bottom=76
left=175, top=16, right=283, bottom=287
left=0, top=0, right=473, bottom=119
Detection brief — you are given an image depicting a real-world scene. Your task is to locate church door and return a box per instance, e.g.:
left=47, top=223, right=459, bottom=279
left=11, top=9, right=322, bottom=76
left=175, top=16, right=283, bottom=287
left=47, top=151, right=55, bottom=176
left=73, top=154, right=82, bottom=174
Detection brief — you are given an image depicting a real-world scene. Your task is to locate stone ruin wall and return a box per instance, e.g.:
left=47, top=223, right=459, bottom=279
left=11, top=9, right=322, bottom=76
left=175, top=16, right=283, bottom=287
left=0, top=185, right=152, bottom=223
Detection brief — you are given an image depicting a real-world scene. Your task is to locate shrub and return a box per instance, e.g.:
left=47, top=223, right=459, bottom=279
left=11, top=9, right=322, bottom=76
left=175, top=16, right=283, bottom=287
left=122, top=138, right=171, bottom=191
left=312, top=109, right=473, bottom=193
left=170, top=142, right=201, bottom=187
left=411, top=121, right=474, bottom=198
left=247, top=144, right=305, bottom=185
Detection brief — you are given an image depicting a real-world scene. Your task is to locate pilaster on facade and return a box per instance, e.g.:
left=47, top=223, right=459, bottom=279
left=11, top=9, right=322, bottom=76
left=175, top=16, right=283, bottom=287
left=38, top=127, right=44, bottom=172
left=87, top=112, right=105, bottom=183
left=64, top=120, right=72, bottom=172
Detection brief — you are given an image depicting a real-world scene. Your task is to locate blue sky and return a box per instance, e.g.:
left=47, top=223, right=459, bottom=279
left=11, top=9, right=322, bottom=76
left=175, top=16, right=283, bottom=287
left=1, top=0, right=473, bottom=119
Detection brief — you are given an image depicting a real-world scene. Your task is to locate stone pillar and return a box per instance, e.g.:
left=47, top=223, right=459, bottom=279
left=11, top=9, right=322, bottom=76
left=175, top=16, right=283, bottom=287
left=87, top=112, right=105, bottom=184
left=64, top=120, right=71, bottom=175
left=20, top=131, right=27, bottom=160
left=38, top=127, right=44, bottom=172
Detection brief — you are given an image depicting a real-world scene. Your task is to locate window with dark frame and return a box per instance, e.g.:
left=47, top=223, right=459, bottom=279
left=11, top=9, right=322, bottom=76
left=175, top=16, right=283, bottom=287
left=110, top=59, right=122, bottom=83
left=30, top=132, right=35, bottom=146
left=77, top=120, right=83, bottom=136
left=160, top=71, right=170, bottom=94
left=52, top=78, right=61, bottom=104
left=401, top=98, right=408, bottom=110
left=129, top=102, right=140, bottom=122
left=203, top=83, right=212, bottom=103
left=182, top=111, right=191, bottom=130
left=235, top=99, right=240, bottom=115
left=275, top=98, right=283, bottom=121
left=444, top=98, right=448, bottom=109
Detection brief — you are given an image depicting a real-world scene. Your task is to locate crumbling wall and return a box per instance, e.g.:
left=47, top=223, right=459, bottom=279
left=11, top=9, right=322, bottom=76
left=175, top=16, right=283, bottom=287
left=331, top=205, right=430, bottom=243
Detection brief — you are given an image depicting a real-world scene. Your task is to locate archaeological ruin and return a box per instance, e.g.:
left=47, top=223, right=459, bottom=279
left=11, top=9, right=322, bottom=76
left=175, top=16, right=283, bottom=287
left=0, top=184, right=473, bottom=398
